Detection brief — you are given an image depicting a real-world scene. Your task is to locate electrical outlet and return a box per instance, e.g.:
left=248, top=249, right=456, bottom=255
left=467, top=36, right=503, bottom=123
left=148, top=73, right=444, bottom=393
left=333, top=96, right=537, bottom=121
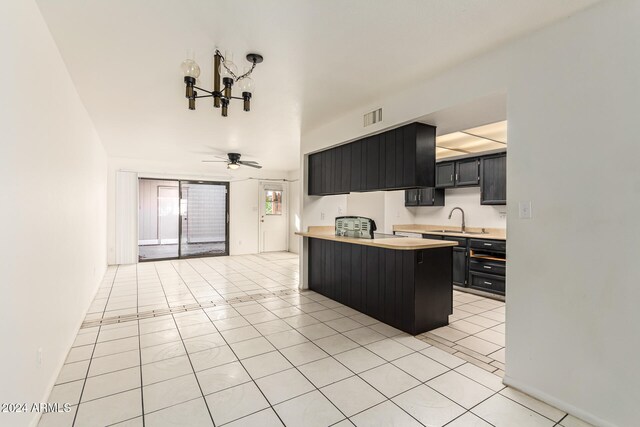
left=238, top=240, right=242, bottom=246
left=320, top=212, right=325, bottom=220
left=37, top=348, right=43, bottom=366
left=337, top=206, right=343, bottom=215
left=518, top=201, right=532, bottom=219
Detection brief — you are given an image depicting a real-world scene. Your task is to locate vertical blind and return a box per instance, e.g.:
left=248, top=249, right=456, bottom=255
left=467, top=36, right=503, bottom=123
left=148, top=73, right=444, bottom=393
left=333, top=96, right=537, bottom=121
left=115, top=171, right=138, bottom=264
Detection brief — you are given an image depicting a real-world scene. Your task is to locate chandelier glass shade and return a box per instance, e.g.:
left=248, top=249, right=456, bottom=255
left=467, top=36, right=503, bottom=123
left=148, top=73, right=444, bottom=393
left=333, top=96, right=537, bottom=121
left=181, top=49, right=263, bottom=117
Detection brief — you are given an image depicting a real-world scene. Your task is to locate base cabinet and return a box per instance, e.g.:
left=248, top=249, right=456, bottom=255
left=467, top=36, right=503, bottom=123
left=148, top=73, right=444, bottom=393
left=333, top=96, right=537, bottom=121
left=308, top=238, right=453, bottom=335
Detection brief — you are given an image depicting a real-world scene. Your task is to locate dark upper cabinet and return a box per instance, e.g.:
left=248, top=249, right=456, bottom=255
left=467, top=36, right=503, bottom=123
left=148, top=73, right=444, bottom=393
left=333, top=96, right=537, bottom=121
left=456, top=158, right=480, bottom=186
left=307, top=122, right=436, bottom=195
left=436, top=158, right=480, bottom=188
left=338, top=144, right=351, bottom=194
left=481, top=153, right=507, bottom=205
left=436, top=162, right=455, bottom=188
left=419, top=188, right=444, bottom=206
left=404, top=188, right=444, bottom=207
left=365, top=135, right=380, bottom=191
left=309, top=153, right=322, bottom=195
left=350, top=140, right=363, bottom=192
left=384, top=129, right=396, bottom=188
left=405, top=189, right=418, bottom=206
left=320, top=149, right=333, bottom=195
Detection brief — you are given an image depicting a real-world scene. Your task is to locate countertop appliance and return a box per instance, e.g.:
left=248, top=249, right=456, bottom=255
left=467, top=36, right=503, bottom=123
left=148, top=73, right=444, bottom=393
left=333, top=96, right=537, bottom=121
left=335, top=216, right=377, bottom=239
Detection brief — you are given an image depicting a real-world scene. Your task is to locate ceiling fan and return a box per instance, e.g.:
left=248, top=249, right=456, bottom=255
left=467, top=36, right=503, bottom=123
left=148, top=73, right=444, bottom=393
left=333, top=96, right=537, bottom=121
left=202, top=152, right=262, bottom=170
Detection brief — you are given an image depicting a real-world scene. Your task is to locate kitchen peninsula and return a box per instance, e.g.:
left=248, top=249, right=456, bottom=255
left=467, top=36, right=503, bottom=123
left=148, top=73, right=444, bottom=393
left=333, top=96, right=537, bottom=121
left=297, top=226, right=457, bottom=335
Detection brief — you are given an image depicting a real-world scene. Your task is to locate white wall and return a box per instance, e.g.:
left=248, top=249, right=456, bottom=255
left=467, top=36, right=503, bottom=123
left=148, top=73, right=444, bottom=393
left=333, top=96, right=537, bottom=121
left=349, top=187, right=507, bottom=235
left=288, top=170, right=301, bottom=253
left=107, top=157, right=291, bottom=261
left=346, top=192, right=386, bottom=232
left=300, top=1, right=640, bottom=425
left=0, top=1, right=108, bottom=426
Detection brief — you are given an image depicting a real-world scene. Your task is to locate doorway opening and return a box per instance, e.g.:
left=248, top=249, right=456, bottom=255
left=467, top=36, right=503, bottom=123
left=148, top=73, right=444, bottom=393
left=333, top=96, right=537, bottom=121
left=138, top=178, right=229, bottom=261
left=259, top=182, right=288, bottom=253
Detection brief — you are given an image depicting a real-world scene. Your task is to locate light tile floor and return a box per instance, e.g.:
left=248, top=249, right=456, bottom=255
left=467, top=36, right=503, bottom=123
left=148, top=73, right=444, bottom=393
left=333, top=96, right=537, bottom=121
left=39, top=252, right=593, bottom=427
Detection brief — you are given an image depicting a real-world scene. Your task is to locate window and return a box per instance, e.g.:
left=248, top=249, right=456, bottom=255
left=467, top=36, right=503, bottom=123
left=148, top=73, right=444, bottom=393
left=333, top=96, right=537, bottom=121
left=265, top=190, right=283, bottom=215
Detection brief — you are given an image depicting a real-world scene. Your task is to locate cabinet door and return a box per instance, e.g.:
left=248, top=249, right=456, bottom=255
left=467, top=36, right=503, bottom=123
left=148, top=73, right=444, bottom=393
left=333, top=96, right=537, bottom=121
left=417, top=188, right=445, bottom=206
left=384, top=130, right=396, bottom=188
left=405, top=189, right=418, bottom=206
left=394, top=129, right=404, bottom=188
left=321, top=149, right=333, bottom=194
left=435, top=162, right=455, bottom=188
left=331, top=147, right=340, bottom=194
left=452, top=248, right=467, bottom=286
left=365, top=135, right=380, bottom=191
left=481, top=153, right=506, bottom=205
left=308, top=153, right=322, bottom=195
left=402, top=125, right=417, bottom=187
left=350, top=140, right=363, bottom=192
left=339, top=144, right=351, bottom=193
left=456, top=158, right=480, bottom=186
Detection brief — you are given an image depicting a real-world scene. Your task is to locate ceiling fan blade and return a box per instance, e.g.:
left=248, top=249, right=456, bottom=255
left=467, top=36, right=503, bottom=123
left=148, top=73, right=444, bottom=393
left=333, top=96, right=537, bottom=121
left=240, top=160, right=260, bottom=165
left=202, top=160, right=228, bottom=163
left=238, top=161, right=262, bottom=169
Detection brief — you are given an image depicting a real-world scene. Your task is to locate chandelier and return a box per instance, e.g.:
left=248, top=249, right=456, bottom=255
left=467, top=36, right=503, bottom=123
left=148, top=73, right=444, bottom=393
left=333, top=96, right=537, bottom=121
left=181, top=49, right=263, bottom=117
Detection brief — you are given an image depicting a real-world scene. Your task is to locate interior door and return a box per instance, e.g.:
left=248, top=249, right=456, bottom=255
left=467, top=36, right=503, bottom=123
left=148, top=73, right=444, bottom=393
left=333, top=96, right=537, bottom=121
left=179, top=181, right=229, bottom=257
left=259, top=183, right=287, bottom=252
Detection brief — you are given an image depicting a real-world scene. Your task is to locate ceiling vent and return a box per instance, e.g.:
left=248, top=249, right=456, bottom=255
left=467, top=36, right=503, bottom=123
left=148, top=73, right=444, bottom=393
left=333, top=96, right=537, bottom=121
left=363, top=108, right=382, bottom=127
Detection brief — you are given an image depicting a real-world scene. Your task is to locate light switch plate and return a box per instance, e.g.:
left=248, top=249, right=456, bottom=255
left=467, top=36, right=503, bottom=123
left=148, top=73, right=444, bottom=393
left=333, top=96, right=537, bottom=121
left=519, top=201, right=532, bottom=219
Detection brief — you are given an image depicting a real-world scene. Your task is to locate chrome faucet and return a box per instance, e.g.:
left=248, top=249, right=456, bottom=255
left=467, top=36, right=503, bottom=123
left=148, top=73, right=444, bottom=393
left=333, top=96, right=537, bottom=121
left=448, top=207, right=466, bottom=233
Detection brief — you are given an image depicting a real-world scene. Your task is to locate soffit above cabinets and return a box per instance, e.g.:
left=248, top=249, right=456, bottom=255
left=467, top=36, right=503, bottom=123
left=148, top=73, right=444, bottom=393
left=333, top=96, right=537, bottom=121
left=436, top=120, right=507, bottom=159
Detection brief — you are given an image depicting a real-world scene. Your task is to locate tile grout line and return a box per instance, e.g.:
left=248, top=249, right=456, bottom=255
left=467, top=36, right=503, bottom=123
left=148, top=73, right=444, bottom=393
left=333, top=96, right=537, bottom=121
left=153, top=261, right=217, bottom=426
left=136, top=263, right=146, bottom=427
left=177, top=258, right=293, bottom=427
left=71, top=265, right=119, bottom=427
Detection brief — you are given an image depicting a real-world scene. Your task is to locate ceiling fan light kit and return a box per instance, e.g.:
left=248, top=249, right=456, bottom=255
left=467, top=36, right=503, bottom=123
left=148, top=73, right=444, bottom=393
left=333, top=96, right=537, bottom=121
left=202, top=152, right=263, bottom=169
left=182, top=49, right=263, bottom=117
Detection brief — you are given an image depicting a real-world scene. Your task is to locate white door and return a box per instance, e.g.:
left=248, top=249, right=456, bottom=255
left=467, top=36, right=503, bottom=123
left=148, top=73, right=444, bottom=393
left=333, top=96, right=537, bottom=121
left=259, top=183, right=288, bottom=252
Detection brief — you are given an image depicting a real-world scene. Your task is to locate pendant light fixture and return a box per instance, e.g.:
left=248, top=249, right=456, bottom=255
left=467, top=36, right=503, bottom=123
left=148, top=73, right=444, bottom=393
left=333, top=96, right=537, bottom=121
left=181, top=49, right=263, bottom=117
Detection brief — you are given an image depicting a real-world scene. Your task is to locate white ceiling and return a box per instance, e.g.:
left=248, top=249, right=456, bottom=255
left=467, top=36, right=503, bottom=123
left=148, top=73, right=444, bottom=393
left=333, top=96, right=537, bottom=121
left=36, top=0, right=599, bottom=172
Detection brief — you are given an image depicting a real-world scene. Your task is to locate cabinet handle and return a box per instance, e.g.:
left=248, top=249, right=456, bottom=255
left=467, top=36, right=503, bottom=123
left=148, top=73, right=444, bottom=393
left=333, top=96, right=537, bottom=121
left=455, top=173, right=458, bottom=181
left=484, top=281, right=493, bottom=285
left=450, top=174, right=453, bottom=182
left=484, top=243, right=492, bottom=246
left=484, top=266, right=492, bottom=269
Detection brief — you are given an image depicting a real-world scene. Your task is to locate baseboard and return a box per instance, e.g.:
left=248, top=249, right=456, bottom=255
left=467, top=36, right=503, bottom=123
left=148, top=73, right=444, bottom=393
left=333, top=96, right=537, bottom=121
left=30, top=263, right=108, bottom=427
left=503, top=375, right=615, bottom=427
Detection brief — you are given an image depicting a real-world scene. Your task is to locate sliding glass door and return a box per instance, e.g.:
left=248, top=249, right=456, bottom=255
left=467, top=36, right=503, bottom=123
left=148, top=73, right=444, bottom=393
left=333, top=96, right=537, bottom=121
left=138, top=179, right=229, bottom=261
left=180, top=181, right=229, bottom=258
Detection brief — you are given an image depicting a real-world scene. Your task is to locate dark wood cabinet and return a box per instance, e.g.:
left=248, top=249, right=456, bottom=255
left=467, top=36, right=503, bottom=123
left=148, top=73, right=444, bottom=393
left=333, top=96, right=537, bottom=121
left=350, top=140, right=363, bottom=192
left=436, top=162, right=455, bottom=188
left=405, top=189, right=418, bottom=206
left=308, top=237, right=452, bottom=334
left=309, top=153, right=322, bottom=195
left=436, top=159, right=479, bottom=188
left=419, top=188, right=444, bottom=206
left=405, top=188, right=445, bottom=207
left=481, top=153, right=506, bottom=205
left=365, top=135, right=380, bottom=191
left=452, top=248, right=467, bottom=286
left=307, top=122, right=436, bottom=195
left=443, top=236, right=467, bottom=287
left=456, top=158, right=480, bottom=186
